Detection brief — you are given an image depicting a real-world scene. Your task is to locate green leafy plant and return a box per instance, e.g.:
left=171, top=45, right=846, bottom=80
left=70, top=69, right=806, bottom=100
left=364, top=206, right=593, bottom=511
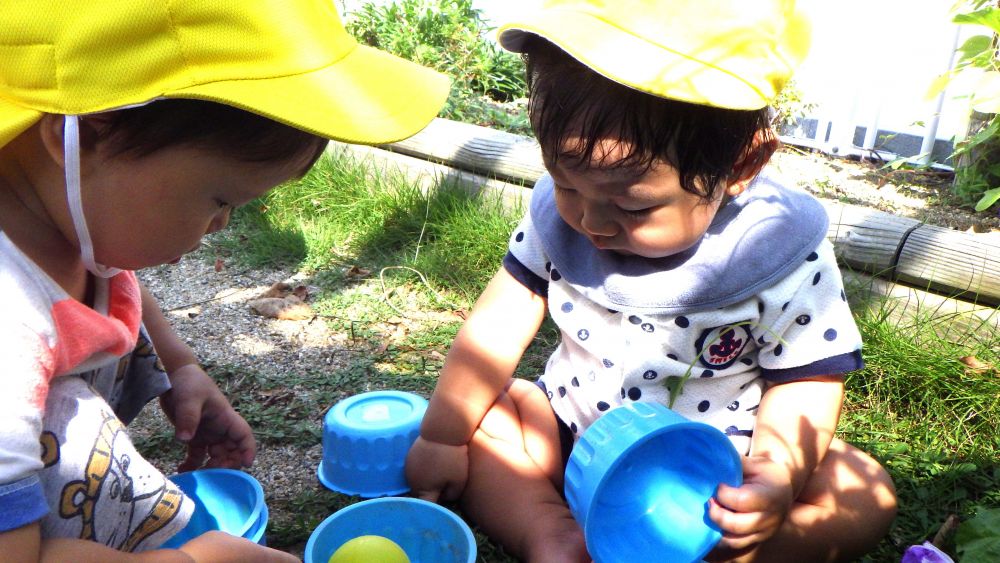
left=931, top=1, right=1000, bottom=211
left=771, top=78, right=817, bottom=129
left=956, top=507, right=1000, bottom=562
left=344, top=0, right=530, bottom=134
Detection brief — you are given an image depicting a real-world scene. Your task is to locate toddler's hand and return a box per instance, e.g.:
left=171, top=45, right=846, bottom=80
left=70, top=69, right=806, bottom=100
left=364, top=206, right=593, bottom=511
left=405, top=436, right=469, bottom=503
left=159, top=364, right=257, bottom=472
left=707, top=455, right=794, bottom=554
left=174, top=530, right=299, bottom=562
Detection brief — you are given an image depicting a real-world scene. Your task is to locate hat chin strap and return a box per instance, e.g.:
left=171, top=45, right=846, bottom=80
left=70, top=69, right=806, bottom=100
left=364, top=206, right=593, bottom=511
left=64, top=115, right=122, bottom=279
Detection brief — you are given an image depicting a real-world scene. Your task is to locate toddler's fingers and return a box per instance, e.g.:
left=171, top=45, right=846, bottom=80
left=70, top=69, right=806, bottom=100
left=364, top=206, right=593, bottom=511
left=713, top=482, right=772, bottom=513
left=411, top=487, right=442, bottom=503
left=708, top=497, right=769, bottom=536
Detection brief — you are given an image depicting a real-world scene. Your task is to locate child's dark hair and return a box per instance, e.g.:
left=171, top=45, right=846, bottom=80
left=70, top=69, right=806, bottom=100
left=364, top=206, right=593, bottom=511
left=90, top=99, right=328, bottom=171
left=522, top=37, right=776, bottom=200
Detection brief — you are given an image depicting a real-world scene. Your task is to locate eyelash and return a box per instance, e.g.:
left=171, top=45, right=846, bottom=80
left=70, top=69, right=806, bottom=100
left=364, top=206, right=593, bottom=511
left=555, top=185, right=654, bottom=219
left=620, top=208, right=651, bottom=219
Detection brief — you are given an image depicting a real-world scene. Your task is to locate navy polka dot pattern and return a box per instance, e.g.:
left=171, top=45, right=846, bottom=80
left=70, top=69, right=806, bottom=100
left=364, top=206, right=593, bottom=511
left=507, top=201, right=862, bottom=455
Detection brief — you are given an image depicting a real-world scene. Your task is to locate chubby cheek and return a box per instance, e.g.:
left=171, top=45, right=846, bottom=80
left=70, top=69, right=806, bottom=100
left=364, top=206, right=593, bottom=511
left=554, top=197, right=583, bottom=232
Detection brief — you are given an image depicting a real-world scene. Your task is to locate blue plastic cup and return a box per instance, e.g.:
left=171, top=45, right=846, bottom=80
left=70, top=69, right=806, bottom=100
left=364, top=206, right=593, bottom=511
left=304, top=497, right=476, bottom=563
left=161, top=468, right=268, bottom=548
left=564, top=402, right=743, bottom=563
left=318, top=390, right=428, bottom=498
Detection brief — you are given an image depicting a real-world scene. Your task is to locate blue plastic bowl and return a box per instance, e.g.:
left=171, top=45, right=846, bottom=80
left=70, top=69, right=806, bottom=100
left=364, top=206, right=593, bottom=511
left=318, top=390, right=428, bottom=497
left=161, top=468, right=267, bottom=548
left=565, top=402, right=742, bottom=563
left=304, top=497, right=476, bottom=563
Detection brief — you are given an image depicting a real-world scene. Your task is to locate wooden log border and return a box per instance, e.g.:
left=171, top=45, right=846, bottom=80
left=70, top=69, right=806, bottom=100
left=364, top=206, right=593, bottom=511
left=329, top=118, right=1000, bottom=314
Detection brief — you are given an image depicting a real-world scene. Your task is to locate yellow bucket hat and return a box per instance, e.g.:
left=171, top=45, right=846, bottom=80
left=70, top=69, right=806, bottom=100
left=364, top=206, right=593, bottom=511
left=497, top=0, right=811, bottom=110
left=0, top=0, right=451, bottom=149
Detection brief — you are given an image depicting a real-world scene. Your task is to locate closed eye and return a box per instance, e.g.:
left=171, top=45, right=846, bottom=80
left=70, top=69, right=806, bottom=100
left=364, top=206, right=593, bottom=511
left=619, top=206, right=654, bottom=219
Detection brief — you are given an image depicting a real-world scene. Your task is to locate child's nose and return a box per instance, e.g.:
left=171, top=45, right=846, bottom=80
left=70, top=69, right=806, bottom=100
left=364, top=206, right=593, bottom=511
left=579, top=203, right=617, bottom=237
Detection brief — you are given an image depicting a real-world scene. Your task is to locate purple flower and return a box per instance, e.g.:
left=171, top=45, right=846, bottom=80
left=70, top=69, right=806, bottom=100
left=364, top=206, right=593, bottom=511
left=901, top=542, right=955, bottom=563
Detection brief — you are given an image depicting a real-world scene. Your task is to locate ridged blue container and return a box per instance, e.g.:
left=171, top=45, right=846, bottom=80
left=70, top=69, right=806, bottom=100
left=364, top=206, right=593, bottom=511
left=304, top=497, right=476, bottom=563
left=161, top=468, right=268, bottom=548
left=565, top=402, right=742, bottom=563
left=317, top=390, right=428, bottom=497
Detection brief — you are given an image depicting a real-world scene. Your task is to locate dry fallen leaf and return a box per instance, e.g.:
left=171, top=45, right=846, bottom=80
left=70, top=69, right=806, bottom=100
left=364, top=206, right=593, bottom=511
left=247, top=296, right=314, bottom=320
left=959, top=355, right=994, bottom=373
left=345, top=265, right=371, bottom=279
left=256, top=282, right=294, bottom=299
left=214, top=257, right=224, bottom=272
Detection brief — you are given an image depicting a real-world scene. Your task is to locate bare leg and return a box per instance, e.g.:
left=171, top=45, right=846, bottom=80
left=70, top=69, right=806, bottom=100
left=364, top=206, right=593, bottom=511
left=459, top=379, right=590, bottom=563
left=710, top=438, right=898, bottom=563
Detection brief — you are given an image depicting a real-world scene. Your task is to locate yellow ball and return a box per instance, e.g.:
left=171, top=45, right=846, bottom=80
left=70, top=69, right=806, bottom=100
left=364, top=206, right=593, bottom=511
left=328, top=535, right=410, bottom=563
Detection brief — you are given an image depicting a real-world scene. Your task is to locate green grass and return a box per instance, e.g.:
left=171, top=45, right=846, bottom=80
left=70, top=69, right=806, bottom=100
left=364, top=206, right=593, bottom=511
left=160, top=149, right=1000, bottom=562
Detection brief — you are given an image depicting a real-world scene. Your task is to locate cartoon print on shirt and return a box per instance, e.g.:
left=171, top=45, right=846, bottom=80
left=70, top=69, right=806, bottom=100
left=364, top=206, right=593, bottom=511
left=40, top=431, right=60, bottom=468
left=58, top=409, right=184, bottom=552
left=695, top=322, right=753, bottom=370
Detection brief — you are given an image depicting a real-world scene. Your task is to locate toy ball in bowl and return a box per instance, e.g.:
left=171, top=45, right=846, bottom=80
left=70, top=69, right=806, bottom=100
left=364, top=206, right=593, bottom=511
left=327, top=535, right=409, bottom=563
left=304, top=497, right=476, bottom=563
left=318, top=390, right=428, bottom=498
left=564, top=402, right=742, bottom=563
left=160, top=468, right=268, bottom=548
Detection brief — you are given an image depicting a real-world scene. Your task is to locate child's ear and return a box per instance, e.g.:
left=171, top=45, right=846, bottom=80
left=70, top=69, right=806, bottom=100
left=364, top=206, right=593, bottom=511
left=37, top=114, right=68, bottom=169
left=37, top=113, right=111, bottom=169
left=730, top=128, right=778, bottom=186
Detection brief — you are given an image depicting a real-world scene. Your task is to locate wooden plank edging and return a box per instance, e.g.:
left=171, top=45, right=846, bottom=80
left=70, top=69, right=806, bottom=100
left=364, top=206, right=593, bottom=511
left=346, top=118, right=1000, bottom=306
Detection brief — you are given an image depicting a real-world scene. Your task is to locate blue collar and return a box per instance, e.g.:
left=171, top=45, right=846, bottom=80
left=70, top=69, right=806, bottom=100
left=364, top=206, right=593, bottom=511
left=529, top=170, right=829, bottom=314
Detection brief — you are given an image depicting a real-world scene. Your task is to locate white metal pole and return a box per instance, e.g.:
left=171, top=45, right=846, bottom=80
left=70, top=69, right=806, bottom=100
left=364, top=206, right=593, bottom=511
left=919, top=23, right=963, bottom=166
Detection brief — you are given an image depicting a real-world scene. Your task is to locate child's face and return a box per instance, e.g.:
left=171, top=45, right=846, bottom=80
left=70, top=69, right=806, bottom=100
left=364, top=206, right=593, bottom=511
left=82, top=145, right=312, bottom=270
left=548, top=137, right=741, bottom=259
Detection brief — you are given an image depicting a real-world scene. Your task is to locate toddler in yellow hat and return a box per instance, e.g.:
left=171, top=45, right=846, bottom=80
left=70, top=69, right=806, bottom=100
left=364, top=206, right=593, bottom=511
left=0, top=0, right=447, bottom=561
left=406, top=1, right=896, bottom=562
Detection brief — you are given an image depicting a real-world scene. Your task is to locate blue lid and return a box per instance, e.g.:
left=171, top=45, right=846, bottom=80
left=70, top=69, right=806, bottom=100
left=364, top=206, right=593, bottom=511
left=325, top=390, right=428, bottom=436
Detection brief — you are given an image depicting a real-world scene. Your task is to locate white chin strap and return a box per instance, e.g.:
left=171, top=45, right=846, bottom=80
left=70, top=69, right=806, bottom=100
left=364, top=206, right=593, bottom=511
left=64, top=115, right=122, bottom=279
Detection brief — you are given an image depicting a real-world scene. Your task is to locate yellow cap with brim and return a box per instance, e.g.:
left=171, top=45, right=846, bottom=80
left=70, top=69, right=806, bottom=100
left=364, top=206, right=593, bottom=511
left=497, top=0, right=810, bottom=110
left=0, top=0, right=451, bottom=149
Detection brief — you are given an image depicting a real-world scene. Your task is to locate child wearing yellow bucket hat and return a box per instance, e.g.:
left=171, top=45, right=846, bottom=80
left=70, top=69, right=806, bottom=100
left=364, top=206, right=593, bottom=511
left=406, top=1, right=897, bottom=562
left=0, top=0, right=447, bottom=561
